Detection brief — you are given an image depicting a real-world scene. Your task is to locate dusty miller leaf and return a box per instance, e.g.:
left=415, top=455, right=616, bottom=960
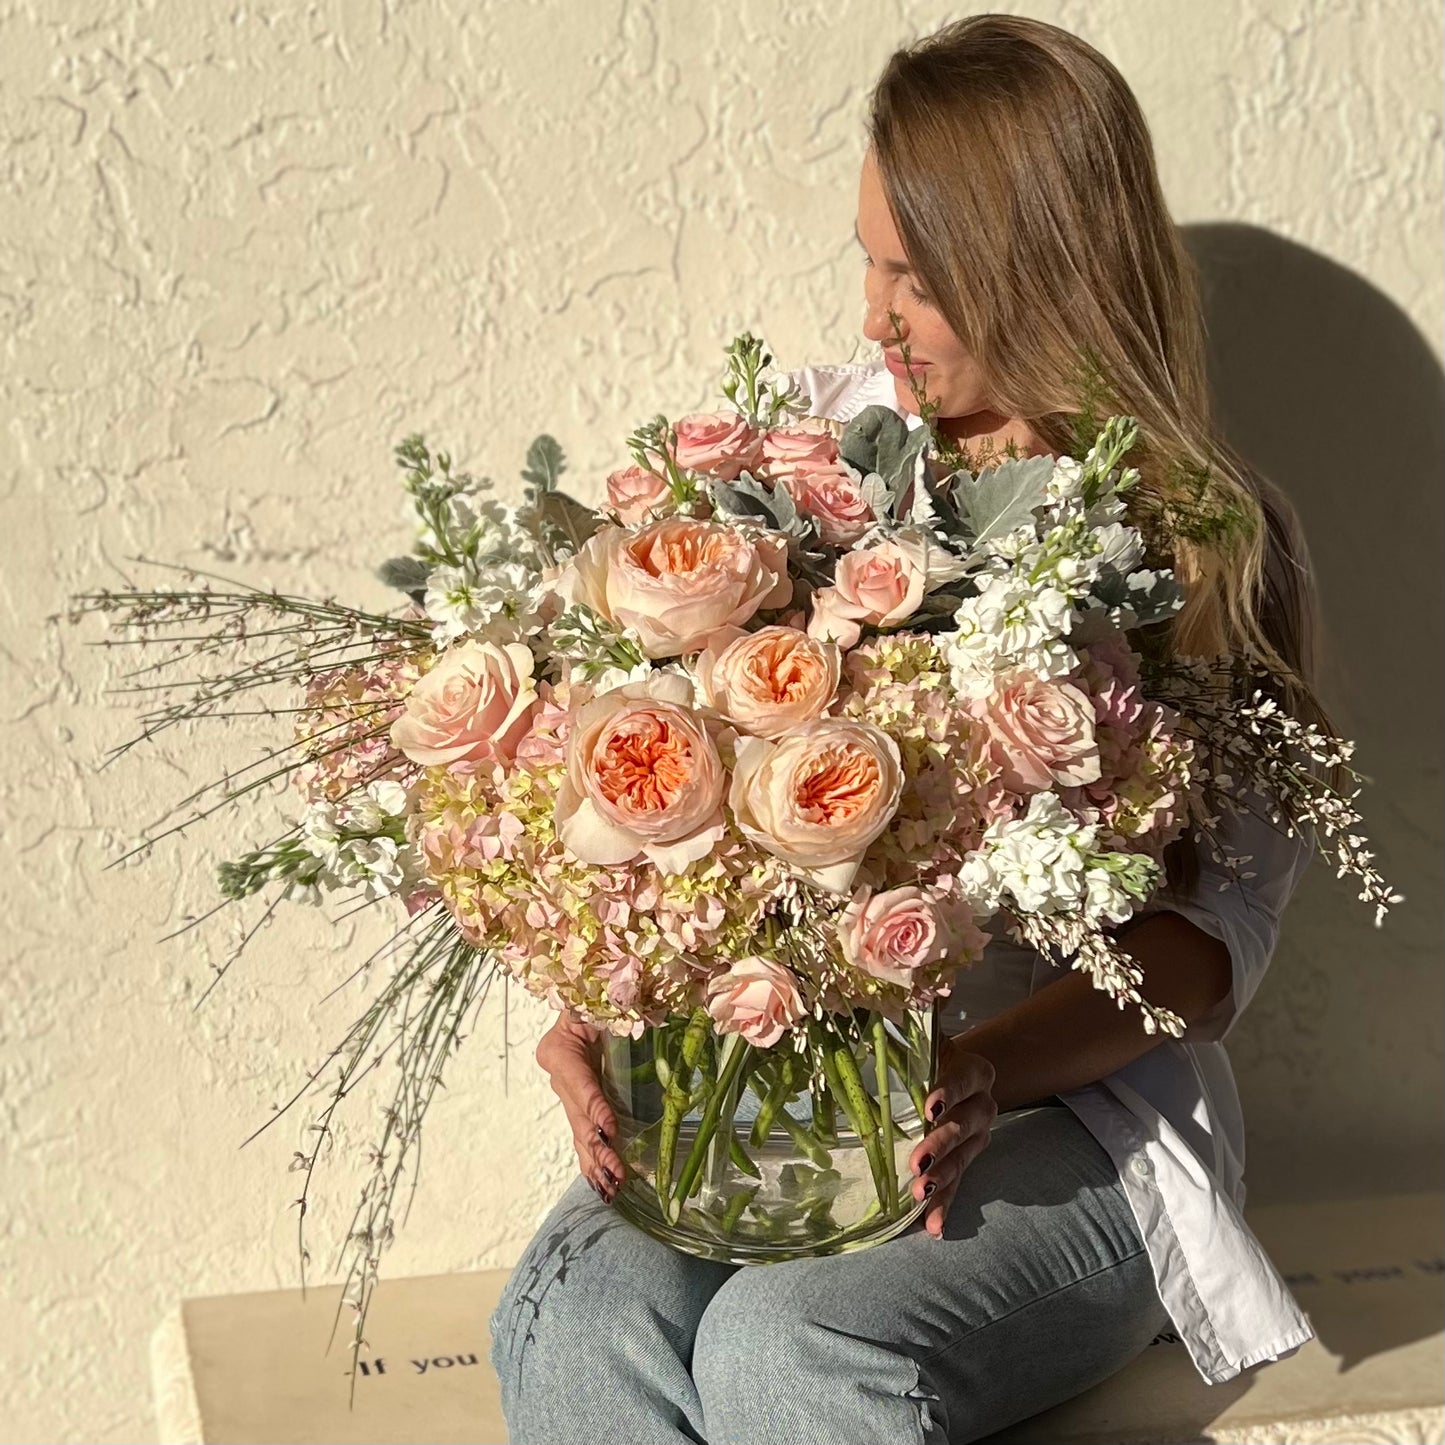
left=537, top=491, right=601, bottom=554
left=520, top=434, right=567, bottom=495
left=375, top=555, right=432, bottom=594
left=955, top=456, right=1053, bottom=547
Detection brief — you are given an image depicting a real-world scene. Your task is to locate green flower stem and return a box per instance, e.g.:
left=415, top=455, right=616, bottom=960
left=720, top=1187, right=757, bottom=1232
left=819, top=1025, right=889, bottom=1211
left=671, top=1033, right=751, bottom=1217
left=722, top=1053, right=762, bottom=1181
left=656, top=1008, right=711, bottom=1219
left=704, top=1045, right=754, bottom=1196
left=884, top=1034, right=929, bottom=1123
left=728, top=1132, right=761, bottom=1179
left=871, top=1013, right=897, bottom=1218
left=774, top=1108, right=833, bottom=1168
left=749, top=1056, right=794, bottom=1147
left=810, top=1063, right=838, bottom=1143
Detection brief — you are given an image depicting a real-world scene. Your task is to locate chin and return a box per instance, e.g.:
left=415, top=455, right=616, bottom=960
left=890, top=376, right=924, bottom=412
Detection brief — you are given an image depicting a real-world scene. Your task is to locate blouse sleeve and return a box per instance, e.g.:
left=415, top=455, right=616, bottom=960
left=1139, top=799, right=1316, bottom=1045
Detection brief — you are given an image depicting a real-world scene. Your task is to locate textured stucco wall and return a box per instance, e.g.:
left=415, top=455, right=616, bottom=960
left=2, top=2, right=1441, bottom=1440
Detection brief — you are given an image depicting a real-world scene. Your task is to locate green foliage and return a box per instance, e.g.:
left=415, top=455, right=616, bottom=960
left=520, top=433, right=566, bottom=494
left=953, top=455, right=1054, bottom=547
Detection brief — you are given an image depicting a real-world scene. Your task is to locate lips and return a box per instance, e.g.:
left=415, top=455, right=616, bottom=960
left=883, top=351, right=930, bottom=375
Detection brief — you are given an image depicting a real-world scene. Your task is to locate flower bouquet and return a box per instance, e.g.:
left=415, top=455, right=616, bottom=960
left=71, top=333, right=1398, bottom=1378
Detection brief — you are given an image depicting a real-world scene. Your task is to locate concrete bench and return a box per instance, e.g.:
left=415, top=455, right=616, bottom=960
left=152, top=1191, right=1443, bottom=1444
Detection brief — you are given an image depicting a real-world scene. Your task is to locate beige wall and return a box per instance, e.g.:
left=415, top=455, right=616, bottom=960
left=3, top=2, right=1441, bottom=1440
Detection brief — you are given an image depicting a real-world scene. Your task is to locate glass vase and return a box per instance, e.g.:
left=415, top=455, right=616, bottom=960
left=599, top=1003, right=938, bottom=1263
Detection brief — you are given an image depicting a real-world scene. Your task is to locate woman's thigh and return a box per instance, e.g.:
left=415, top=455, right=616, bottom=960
left=693, top=1104, right=1169, bottom=1445
left=488, top=1175, right=737, bottom=1445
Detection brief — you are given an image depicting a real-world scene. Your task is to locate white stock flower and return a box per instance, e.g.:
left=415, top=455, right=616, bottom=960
left=959, top=793, right=1097, bottom=918
left=573, top=657, right=655, bottom=694
left=333, top=836, right=404, bottom=900
left=425, top=561, right=543, bottom=645
left=945, top=577, right=1078, bottom=688
left=413, top=493, right=516, bottom=559
left=1046, top=456, right=1085, bottom=501
left=1083, top=865, right=1136, bottom=925
left=343, top=779, right=410, bottom=832
left=299, top=801, right=343, bottom=863
left=1092, top=522, right=1145, bottom=574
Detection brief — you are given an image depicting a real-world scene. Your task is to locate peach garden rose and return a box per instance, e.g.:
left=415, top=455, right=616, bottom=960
left=807, top=537, right=928, bottom=649
left=563, top=517, right=792, bottom=659
left=605, top=464, right=672, bottom=525
left=784, top=461, right=876, bottom=546
left=729, top=717, right=904, bottom=892
left=389, top=640, right=540, bottom=769
left=758, top=418, right=840, bottom=483
left=694, top=625, right=840, bottom=739
left=837, top=885, right=953, bottom=987
left=554, top=672, right=726, bottom=874
left=705, top=955, right=806, bottom=1048
left=973, top=668, right=1102, bottom=793
left=671, top=411, right=765, bottom=481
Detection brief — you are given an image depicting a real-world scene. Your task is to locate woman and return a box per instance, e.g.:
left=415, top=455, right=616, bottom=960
left=490, top=15, right=1325, bottom=1443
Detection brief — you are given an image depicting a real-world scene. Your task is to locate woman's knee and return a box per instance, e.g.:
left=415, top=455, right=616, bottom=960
left=694, top=1266, right=927, bottom=1444
left=489, top=1179, right=734, bottom=1433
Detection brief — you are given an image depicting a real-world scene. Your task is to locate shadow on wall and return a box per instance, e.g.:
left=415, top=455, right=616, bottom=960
left=1181, top=221, right=1445, bottom=1195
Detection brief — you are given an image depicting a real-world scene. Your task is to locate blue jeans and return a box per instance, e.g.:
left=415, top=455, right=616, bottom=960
left=488, top=1101, right=1169, bottom=1444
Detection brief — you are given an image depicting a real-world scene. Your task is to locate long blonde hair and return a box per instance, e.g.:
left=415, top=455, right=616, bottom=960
left=868, top=14, right=1331, bottom=743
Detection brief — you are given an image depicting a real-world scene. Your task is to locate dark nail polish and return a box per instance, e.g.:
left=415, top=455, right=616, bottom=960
left=595, top=1125, right=610, bottom=1144
left=923, top=1179, right=937, bottom=1198
left=916, top=1152, right=934, bottom=1175
left=928, top=1100, right=943, bottom=1120
left=602, top=1167, right=619, bottom=1189
left=588, top=1179, right=605, bottom=1200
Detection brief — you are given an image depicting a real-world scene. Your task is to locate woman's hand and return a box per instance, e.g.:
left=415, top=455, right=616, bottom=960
left=907, top=1036, right=998, bottom=1239
left=535, top=1010, right=628, bottom=1204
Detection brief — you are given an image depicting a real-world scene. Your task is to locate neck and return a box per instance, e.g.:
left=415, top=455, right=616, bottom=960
left=935, top=408, right=1048, bottom=466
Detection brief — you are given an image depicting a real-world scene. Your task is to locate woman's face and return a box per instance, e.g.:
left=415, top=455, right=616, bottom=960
left=856, top=147, right=991, bottom=421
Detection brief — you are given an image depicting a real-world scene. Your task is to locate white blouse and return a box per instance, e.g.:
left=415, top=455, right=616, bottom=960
left=785, top=358, right=1317, bottom=1386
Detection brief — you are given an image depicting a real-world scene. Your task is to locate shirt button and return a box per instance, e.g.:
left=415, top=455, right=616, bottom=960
left=1130, top=1155, right=1154, bottom=1180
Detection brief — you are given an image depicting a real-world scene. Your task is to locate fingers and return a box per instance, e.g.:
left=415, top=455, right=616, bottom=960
left=922, top=1043, right=996, bottom=1125
left=540, top=1018, right=628, bottom=1203
left=908, top=1095, right=995, bottom=1238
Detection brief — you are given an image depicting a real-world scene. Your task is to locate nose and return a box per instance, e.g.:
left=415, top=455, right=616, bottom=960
left=861, top=282, right=907, bottom=349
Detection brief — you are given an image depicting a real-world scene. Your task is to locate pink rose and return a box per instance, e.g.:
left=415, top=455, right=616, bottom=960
left=605, top=464, right=672, bottom=525
left=389, top=640, right=539, bottom=768
left=837, top=885, right=951, bottom=987
left=695, top=625, right=840, bottom=738
left=554, top=672, right=727, bottom=874
left=729, top=718, right=904, bottom=892
left=784, top=462, right=875, bottom=546
left=562, top=518, right=793, bottom=658
left=705, top=955, right=806, bottom=1048
left=671, top=411, right=765, bottom=481
left=806, top=538, right=927, bottom=649
left=758, top=419, right=839, bottom=483
left=974, top=669, right=1102, bottom=793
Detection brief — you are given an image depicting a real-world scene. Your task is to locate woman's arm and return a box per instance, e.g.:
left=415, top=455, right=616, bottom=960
left=906, top=912, right=1232, bottom=1236
left=951, top=912, right=1234, bottom=1113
